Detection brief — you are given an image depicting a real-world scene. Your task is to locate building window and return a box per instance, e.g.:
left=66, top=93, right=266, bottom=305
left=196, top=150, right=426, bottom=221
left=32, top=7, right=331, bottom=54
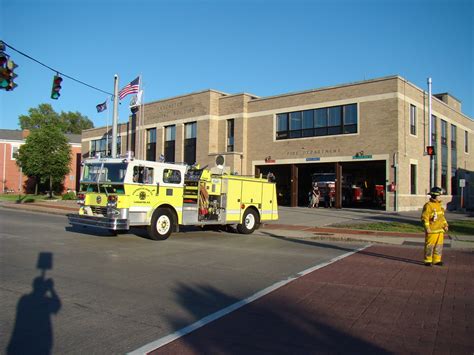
left=441, top=120, right=447, bottom=146
left=328, top=106, right=342, bottom=135
left=465, top=130, right=469, bottom=153
left=227, top=119, right=234, bottom=152
left=431, top=115, right=438, bottom=186
left=302, top=110, right=314, bottom=137
left=184, top=122, right=197, bottom=165
left=451, top=125, right=457, bottom=149
left=164, top=125, right=176, bottom=163
left=146, top=128, right=156, bottom=161
left=90, top=136, right=120, bottom=157
left=451, top=124, right=457, bottom=195
left=276, top=103, right=357, bottom=140
left=343, top=104, right=358, bottom=134
left=11, top=145, right=20, bottom=160
left=410, top=164, right=417, bottom=195
left=91, top=138, right=107, bottom=157
left=116, top=136, right=121, bottom=156
left=410, top=104, right=416, bottom=135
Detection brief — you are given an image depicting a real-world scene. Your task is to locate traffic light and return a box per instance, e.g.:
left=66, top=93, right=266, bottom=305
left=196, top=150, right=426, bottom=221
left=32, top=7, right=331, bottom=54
left=0, top=42, right=10, bottom=89
left=0, top=41, right=6, bottom=66
left=50, top=75, right=62, bottom=99
left=4, top=60, right=18, bottom=91
left=0, top=67, right=8, bottom=89
left=0, top=41, right=18, bottom=91
left=426, top=146, right=435, bottom=156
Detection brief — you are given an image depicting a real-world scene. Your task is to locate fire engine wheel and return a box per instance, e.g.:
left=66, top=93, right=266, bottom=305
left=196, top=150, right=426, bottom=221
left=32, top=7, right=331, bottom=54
left=237, top=209, right=259, bottom=234
left=148, top=208, right=174, bottom=240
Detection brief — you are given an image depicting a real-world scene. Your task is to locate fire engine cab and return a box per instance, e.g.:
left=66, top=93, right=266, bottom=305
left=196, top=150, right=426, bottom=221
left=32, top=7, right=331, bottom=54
left=67, top=154, right=278, bottom=240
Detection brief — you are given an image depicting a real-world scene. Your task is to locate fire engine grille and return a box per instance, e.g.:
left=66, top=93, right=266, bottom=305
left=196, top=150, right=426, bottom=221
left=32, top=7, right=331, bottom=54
left=91, top=206, right=107, bottom=216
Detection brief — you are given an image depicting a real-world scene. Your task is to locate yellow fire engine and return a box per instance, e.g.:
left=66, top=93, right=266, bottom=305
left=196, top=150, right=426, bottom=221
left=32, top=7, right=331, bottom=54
left=67, top=154, right=278, bottom=240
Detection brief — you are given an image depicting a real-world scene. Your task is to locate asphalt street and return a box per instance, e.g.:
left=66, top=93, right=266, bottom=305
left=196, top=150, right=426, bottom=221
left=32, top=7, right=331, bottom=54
left=0, top=208, right=366, bottom=354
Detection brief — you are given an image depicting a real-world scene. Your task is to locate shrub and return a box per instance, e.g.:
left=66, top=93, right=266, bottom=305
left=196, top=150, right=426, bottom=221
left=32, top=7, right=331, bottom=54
left=62, top=191, right=77, bottom=200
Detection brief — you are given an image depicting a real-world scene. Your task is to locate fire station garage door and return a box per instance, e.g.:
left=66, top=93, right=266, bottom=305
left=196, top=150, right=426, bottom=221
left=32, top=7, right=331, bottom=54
left=298, top=161, right=386, bottom=209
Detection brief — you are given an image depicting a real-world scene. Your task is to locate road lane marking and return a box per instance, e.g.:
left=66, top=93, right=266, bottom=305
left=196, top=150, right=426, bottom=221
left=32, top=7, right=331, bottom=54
left=128, top=244, right=371, bottom=355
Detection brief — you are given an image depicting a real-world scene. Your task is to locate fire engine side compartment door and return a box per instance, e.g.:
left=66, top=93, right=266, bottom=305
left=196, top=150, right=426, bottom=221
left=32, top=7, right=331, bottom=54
left=223, top=179, right=242, bottom=223
left=242, top=181, right=262, bottom=205
left=261, top=182, right=275, bottom=221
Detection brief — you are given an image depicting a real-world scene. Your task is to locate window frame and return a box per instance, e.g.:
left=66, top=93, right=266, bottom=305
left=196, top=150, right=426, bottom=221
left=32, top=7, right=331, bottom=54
left=409, top=104, right=417, bottom=136
left=441, top=119, right=447, bottom=146
left=450, top=124, right=456, bottom=150
left=227, top=119, right=235, bottom=152
left=146, top=128, right=157, bottom=161
left=164, top=125, right=176, bottom=163
left=410, top=164, right=417, bottom=195
left=465, top=130, right=469, bottom=153
left=11, top=144, right=20, bottom=160
left=184, top=122, right=197, bottom=165
left=275, top=103, right=358, bottom=140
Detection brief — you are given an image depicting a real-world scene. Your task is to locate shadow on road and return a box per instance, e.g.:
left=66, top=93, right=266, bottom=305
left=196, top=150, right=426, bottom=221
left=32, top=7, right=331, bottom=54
left=259, top=231, right=424, bottom=266
left=156, top=282, right=389, bottom=354
left=7, top=252, right=61, bottom=355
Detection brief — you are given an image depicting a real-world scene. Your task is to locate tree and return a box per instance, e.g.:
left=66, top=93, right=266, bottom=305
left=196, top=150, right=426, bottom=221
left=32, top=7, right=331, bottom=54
left=16, top=125, right=72, bottom=197
left=59, top=111, right=94, bottom=134
left=19, top=104, right=62, bottom=131
left=19, top=103, right=94, bottom=134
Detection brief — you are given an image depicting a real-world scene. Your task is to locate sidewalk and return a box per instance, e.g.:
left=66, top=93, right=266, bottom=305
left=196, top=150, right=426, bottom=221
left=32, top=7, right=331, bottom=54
left=0, top=199, right=78, bottom=215
left=147, top=245, right=474, bottom=354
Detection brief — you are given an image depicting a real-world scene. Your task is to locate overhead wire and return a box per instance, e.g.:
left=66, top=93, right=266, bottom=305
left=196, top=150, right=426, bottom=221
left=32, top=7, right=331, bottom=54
left=2, top=40, right=114, bottom=97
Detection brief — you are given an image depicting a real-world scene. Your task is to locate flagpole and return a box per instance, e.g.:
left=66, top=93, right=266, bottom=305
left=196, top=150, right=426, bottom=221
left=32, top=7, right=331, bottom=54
left=140, top=75, right=144, bottom=160
left=112, top=75, right=119, bottom=158
left=136, top=75, right=141, bottom=159
left=105, top=97, right=110, bottom=156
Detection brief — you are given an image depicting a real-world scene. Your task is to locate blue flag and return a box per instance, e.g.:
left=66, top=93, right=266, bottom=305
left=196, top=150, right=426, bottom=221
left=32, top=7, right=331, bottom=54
left=96, top=100, right=107, bottom=113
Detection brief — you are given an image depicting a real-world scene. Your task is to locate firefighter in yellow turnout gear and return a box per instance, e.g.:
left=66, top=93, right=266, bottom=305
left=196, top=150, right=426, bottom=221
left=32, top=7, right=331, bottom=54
left=421, top=187, right=449, bottom=266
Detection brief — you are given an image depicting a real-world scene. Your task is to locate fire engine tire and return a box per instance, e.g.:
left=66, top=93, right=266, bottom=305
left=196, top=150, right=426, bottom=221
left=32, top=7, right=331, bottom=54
left=148, top=208, right=174, bottom=240
left=237, top=209, right=259, bottom=234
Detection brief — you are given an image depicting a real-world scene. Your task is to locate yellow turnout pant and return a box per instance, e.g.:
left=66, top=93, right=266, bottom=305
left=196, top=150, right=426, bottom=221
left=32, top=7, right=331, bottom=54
left=424, top=232, right=444, bottom=264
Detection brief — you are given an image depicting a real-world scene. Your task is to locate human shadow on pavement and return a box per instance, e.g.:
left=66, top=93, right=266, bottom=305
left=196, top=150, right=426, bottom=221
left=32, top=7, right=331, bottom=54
left=259, top=231, right=424, bottom=266
left=6, top=252, right=61, bottom=355
left=158, top=282, right=389, bottom=354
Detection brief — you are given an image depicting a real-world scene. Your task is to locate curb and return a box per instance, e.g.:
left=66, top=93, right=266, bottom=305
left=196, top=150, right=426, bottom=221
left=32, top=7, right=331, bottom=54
left=0, top=201, right=77, bottom=216
left=261, top=223, right=425, bottom=238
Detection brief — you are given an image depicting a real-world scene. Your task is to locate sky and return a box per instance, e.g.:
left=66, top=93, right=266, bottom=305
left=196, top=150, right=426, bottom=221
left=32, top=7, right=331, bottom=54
left=1, top=0, right=473, bottom=131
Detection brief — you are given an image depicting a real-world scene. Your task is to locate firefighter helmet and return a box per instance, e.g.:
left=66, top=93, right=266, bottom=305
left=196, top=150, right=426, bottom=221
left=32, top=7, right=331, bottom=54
left=429, top=186, right=443, bottom=196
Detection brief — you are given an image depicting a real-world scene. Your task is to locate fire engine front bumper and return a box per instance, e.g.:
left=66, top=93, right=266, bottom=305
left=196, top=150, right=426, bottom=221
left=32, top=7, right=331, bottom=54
left=67, top=214, right=129, bottom=230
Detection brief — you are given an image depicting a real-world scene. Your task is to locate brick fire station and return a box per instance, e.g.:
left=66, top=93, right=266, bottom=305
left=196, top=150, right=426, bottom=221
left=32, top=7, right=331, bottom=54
left=81, top=76, right=474, bottom=211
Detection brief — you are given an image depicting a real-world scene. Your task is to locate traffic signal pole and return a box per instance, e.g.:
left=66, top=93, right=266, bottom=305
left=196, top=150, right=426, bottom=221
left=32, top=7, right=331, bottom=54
left=428, top=78, right=434, bottom=188
left=112, top=74, right=119, bottom=158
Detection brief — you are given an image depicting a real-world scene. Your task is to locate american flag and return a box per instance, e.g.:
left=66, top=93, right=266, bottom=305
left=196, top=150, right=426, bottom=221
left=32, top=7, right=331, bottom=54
left=119, top=76, right=140, bottom=100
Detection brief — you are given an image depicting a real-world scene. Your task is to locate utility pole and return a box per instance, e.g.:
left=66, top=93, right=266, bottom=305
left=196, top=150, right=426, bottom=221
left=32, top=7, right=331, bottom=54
left=112, top=75, right=119, bottom=158
left=428, top=78, right=434, bottom=188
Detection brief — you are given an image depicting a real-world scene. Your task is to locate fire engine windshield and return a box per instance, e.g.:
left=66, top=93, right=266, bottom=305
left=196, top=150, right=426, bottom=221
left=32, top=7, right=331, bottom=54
left=82, top=163, right=128, bottom=183
left=312, top=173, right=336, bottom=183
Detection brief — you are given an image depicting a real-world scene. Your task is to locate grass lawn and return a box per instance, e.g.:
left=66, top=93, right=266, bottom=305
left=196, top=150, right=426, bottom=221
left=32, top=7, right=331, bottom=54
left=0, top=194, right=58, bottom=203
left=335, top=220, right=474, bottom=236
